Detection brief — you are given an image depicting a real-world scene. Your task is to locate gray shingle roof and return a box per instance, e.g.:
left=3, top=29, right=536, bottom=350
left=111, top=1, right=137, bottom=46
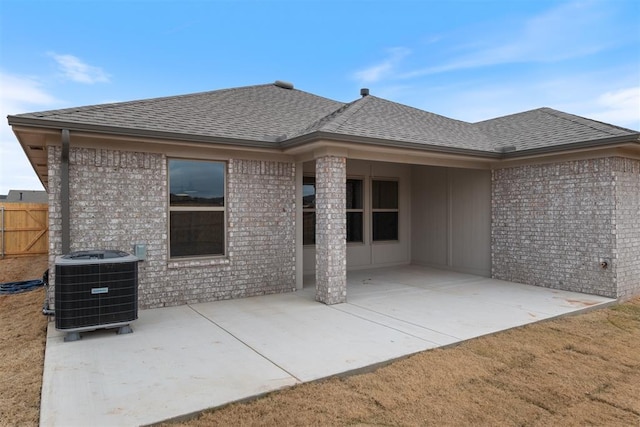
left=5, top=190, right=48, bottom=203
left=294, top=95, right=491, bottom=151
left=8, top=82, right=639, bottom=155
left=474, top=107, right=638, bottom=152
left=11, top=83, right=343, bottom=143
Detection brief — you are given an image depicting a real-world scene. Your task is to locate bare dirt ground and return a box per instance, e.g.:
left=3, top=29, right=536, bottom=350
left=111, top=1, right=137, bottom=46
left=0, top=255, right=48, bottom=426
left=1, top=255, right=638, bottom=426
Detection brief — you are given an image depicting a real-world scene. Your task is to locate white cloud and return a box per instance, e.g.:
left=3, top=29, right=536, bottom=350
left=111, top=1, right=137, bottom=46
left=585, top=87, right=640, bottom=130
left=401, top=1, right=622, bottom=79
left=0, top=72, right=58, bottom=193
left=489, top=1, right=609, bottom=62
left=349, top=1, right=638, bottom=132
left=0, top=73, right=57, bottom=113
left=353, top=47, right=411, bottom=84
left=0, top=144, right=44, bottom=193
left=0, top=72, right=59, bottom=141
left=48, top=52, right=110, bottom=84
left=400, top=70, right=640, bottom=131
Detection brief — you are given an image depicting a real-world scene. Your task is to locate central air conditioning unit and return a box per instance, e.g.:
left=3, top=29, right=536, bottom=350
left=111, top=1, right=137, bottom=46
left=55, top=250, right=139, bottom=342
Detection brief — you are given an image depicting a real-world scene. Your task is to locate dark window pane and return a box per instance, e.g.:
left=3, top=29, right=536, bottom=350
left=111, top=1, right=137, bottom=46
left=372, top=180, right=398, bottom=209
left=372, top=212, right=398, bottom=241
left=346, top=212, right=363, bottom=242
left=303, top=176, right=316, bottom=209
left=303, top=212, right=315, bottom=245
left=346, top=179, right=363, bottom=209
left=170, top=211, right=225, bottom=257
left=169, top=160, right=225, bottom=207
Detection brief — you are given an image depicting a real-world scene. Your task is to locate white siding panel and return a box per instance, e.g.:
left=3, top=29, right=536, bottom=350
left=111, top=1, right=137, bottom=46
left=411, top=165, right=490, bottom=277
left=451, top=168, right=491, bottom=276
left=411, top=166, right=448, bottom=266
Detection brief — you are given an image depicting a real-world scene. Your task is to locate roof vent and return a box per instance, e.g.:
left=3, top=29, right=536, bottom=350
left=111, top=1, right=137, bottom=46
left=497, top=145, right=517, bottom=153
left=360, top=88, right=369, bottom=97
left=274, top=80, right=294, bottom=90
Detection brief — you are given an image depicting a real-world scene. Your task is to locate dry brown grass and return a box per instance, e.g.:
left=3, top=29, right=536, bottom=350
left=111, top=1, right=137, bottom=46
left=0, top=255, right=48, bottom=427
left=1, top=256, right=639, bottom=426
left=175, top=298, right=640, bottom=427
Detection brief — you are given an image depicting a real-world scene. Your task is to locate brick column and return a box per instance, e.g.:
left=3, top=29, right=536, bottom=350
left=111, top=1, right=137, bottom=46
left=315, top=155, right=347, bottom=304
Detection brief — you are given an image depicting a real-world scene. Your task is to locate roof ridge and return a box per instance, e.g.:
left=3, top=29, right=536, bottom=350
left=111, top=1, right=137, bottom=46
left=475, top=107, right=638, bottom=135
left=321, top=95, right=374, bottom=133
left=289, top=101, right=351, bottom=137
left=472, top=107, right=545, bottom=125
left=539, top=107, right=639, bottom=135
left=21, top=83, right=278, bottom=118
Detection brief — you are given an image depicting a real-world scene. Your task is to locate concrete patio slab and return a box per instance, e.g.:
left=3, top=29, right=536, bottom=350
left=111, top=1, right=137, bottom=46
left=192, top=292, right=436, bottom=383
left=40, top=266, right=615, bottom=426
left=40, top=305, right=298, bottom=427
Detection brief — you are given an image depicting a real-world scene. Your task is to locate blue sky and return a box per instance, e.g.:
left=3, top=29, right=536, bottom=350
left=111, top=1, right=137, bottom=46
left=1, top=0, right=639, bottom=193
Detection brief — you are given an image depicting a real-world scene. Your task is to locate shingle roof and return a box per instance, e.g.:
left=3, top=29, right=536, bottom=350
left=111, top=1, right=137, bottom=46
left=6, top=190, right=48, bottom=203
left=294, top=95, right=491, bottom=151
left=474, top=107, right=638, bottom=152
left=8, top=82, right=639, bottom=154
left=10, top=83, right=343, bottom=143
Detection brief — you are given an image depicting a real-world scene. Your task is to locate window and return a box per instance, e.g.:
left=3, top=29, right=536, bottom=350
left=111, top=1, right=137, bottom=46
left=346, top=179, right=363, bottom=243
left=302, top=177, right=364, bottom=244
left=168, top=159, right=225, bottom=258
left=302, top=176, right=316, bottom=245
left=372, top=179, right=398, bottom=241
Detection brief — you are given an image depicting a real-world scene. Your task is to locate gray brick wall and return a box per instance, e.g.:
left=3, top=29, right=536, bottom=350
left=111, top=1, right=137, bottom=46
left=315, top=156, right=347, bottom=304
left=492, top=157, right=639, bottom=299
left=613, top=158, right=640, bottom=299
left=48, top=145, right=295, bottom=309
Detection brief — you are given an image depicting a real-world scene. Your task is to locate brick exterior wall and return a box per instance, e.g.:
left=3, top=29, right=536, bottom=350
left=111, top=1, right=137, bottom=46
left=48, top=145, right=296, bottom=309
left=614, top=158, right=640, bottom=299
left=315, top=156, right=347, bottom=304
left=492, top=157, right=639, bottom=299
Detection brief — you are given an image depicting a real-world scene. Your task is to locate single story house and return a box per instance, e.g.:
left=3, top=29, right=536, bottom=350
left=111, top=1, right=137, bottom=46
left=3, top=189, right=49, bottom=203
left=7, top=81, right=640, bottom=308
